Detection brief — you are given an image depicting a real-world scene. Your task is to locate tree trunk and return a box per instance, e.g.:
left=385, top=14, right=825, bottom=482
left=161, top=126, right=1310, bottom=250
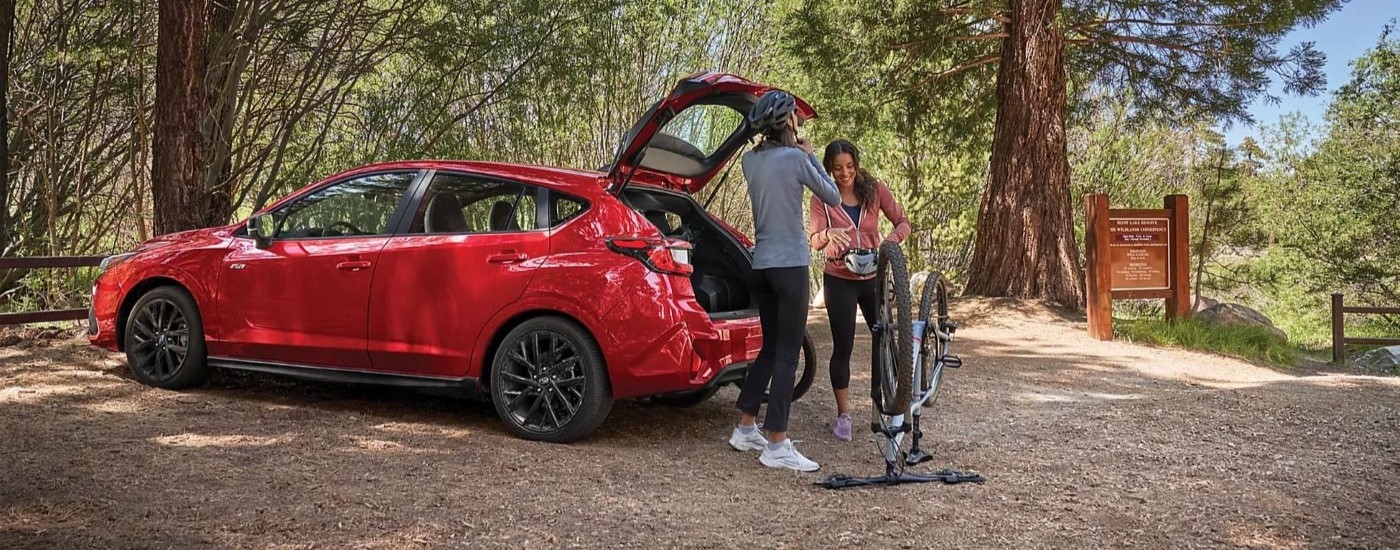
left=153, top=0, right=209, bottom=235
left=964, top=0, right=1084, bottom=307
left=1, top=0, right=13, bottom=254
left=202, top=0, right=239, bottom=227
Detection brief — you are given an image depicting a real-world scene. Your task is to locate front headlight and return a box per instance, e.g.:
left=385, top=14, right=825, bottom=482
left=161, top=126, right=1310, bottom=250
left=99, top=253, right=135, bottom=272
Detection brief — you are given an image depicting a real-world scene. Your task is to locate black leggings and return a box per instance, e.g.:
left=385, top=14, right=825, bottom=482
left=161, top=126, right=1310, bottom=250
left=735, top=266, right=809, bottom=434
left=823, top=273, right=879, bottom=391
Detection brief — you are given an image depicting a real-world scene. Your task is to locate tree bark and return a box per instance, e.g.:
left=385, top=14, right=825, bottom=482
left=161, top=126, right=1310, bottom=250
left=964, top=0, right=1084, bottom=306
left=202, top=0, right=240, bottom=227
left=153, top=0, right=209, bottom=235
left=1, top=0, right=14, bottom=253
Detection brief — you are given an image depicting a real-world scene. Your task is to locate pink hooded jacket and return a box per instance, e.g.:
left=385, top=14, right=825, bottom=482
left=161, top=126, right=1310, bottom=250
left=808, top=181, right=912, bottom=281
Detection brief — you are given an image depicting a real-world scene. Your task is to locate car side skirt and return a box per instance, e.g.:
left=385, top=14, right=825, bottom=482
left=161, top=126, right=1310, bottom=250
left=206, top=356, right=483, bottom=399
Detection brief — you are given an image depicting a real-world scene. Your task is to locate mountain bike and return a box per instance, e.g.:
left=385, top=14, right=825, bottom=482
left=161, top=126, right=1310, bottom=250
left=817, top=242, right=984, bottom=489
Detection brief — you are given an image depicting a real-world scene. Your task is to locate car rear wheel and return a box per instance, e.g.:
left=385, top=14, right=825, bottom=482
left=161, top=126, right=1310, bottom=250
left=489, top=317, right=612, bottom=443
left=124, top=286, right=209, bottom=390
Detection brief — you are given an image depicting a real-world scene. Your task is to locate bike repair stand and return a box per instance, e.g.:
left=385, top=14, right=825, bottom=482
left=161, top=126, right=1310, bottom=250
left=816, top=320, right=985, bottom=489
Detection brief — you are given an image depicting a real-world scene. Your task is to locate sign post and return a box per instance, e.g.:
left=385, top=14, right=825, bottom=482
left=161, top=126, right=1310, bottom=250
left=1084, top=194, right=1190, bottom=340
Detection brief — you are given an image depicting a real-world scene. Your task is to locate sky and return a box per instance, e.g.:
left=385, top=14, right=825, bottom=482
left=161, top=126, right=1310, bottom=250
left=1221, top=0, right=1399, bottom=145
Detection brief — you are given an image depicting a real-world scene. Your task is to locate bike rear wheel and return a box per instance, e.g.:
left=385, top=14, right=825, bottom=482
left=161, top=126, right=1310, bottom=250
left=917, top=272, right=950, bottom=403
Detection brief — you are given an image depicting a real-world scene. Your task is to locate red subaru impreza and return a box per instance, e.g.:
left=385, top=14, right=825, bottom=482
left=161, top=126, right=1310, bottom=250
left=89, top=72, right=817, bottom=442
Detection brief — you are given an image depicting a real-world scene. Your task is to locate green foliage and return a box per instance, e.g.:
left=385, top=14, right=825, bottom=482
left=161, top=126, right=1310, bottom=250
left=1063, top=0, right=1343, bottom=124
left=1244, top=27, right=1400, bottom=321
left=1115, top=317, right=1299, bottom=366
left=782, top=0, right=993, bottom=286
left=0, top=0, right=1386, bottom=330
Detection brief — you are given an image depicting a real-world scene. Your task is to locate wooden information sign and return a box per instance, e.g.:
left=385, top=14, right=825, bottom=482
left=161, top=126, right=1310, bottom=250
left=1109, top=217, right=1170, bottom=291
left=1084, top=194, right=1190, bottom=340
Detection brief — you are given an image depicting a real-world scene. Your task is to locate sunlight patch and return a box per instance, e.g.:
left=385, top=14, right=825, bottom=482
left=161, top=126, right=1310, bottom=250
left=151, top=433, right=288, bottom=448
left=1013, top=388, right=1142, bottom=403
left=82, top=399, right=148, bottom=414
left=349, top=436, right=408, bottom=452
left=0, top=384, right=90, bottom=403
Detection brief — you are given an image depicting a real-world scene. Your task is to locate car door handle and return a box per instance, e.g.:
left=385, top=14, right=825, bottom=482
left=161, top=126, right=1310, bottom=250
left=336, top=260, right=372, bottom=272
left=487, top=252, right=528, bottom=264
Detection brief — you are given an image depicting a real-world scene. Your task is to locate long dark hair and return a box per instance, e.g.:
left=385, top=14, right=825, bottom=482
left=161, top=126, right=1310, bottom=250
left=823, top=139, right=877, bottom=209
left=755, top=124, right=797, bottom=151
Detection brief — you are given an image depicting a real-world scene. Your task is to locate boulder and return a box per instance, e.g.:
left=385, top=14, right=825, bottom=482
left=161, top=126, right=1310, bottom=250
left=910, top=270, right=931, bottom=299
left=1193, top=295, right=1220, bottom=313
left=1198, top=303, right=1288, bottom=341
left=1355, top=346, right=1400, bottom=374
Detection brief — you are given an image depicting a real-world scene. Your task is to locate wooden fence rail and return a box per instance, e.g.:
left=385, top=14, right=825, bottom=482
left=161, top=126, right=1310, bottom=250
left=1331, top=293, right=1400, bottom=364
left=0, top=256, right=108, bottom=326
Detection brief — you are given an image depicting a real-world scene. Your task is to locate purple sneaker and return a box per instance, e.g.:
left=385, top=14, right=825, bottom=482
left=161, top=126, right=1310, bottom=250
left=833, top=413, right=852, bottom=441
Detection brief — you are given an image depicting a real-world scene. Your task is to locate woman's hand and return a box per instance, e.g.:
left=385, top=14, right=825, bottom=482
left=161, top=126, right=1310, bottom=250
left=826, top=227, right=851, bottom=249
left=797, top=138, right=814, bottom=155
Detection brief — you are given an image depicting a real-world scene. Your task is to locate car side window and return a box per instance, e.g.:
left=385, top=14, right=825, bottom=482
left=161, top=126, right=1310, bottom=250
left=410, top=173, right=539, bottom=234
left=550, top=192, right=588, bottom=227
left=273, top=172, right=416, bottom=239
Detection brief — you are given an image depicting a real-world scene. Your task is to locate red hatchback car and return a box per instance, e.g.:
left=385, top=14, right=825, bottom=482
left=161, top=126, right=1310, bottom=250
left=90, top=73, right=818, bottom=442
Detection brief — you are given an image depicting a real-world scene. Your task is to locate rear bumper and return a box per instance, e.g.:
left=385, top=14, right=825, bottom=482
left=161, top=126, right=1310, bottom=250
left=704, top=360, right=752, bottom=388
left=598, top=272, right=762, bottom=399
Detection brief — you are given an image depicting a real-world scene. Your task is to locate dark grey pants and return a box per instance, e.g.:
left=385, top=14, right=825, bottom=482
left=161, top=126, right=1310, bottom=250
left=735, top=266, right=809, bottom=433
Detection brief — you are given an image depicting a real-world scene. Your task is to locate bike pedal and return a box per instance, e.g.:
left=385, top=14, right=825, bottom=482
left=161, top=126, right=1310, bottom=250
left=942, top=354, right=963, bottom=369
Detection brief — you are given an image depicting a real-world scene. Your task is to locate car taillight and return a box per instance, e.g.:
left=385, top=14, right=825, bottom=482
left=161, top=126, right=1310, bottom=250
left=607, top=236, right=694, bottom=276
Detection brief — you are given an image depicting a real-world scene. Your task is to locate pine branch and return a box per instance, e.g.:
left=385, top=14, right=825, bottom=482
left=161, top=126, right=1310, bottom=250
left=885, top=53, right=1000, bottom=105
left=956, top=33, right=1008, bottom=42
left=1067, top=34, right=1220, bottom=57
left=1070, top=18, right=1265, bottom=32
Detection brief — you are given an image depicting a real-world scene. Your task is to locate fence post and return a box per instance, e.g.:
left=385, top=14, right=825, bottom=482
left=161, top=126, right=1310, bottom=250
left=1084, top=194, right=1112, bottom=340
left=1165, top=194, right=1191, bottom=322
left=1331, top=293, right=1344, bottom=365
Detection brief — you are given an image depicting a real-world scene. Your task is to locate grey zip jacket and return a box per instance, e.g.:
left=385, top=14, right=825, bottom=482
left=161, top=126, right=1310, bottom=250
left=741, top=146, right=842, bottom=270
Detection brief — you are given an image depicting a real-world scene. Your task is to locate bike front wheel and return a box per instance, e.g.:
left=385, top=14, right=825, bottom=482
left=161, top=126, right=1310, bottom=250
left=873, top=241, right=915, bottom=416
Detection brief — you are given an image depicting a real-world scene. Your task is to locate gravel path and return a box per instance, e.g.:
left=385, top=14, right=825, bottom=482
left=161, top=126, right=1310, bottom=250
left=2, top=299, right=1397, bottom=549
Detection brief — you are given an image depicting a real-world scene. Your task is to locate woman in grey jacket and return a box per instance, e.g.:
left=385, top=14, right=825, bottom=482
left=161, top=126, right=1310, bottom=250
left=726, top=90, right=842, bottom=472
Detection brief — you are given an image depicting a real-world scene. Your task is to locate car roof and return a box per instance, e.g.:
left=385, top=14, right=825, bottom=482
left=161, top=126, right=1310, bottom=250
left=348, top=160, right=610, bottom=196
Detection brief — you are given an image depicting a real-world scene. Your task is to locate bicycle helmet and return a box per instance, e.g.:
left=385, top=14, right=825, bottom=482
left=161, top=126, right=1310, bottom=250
left=747, top=90, right=797, bottom=134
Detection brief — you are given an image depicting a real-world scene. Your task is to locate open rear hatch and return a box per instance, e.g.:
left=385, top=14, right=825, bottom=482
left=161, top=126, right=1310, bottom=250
left=607, top=72, right=818, bottom=319
left=605, top=72, right=816, bottom=196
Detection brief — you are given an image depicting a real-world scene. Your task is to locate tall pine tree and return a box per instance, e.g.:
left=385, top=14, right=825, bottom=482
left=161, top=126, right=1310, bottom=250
left=791, top=0, right=1342, bottom=306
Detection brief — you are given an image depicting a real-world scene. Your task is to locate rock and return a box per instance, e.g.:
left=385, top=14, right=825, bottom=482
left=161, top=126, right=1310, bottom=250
left=1192, top=295, right=1220, bottom=312
left=1198, top=303, right=1288, bottom=341
left=910, top=271, right=931, bottom=299
left=1355, top=346, right=1400, bottom=374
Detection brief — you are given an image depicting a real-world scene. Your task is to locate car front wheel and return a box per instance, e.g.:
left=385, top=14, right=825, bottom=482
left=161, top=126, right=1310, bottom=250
left=124, top=286, right=209, bottom=390
left=489, top=317, right=612, bottom=443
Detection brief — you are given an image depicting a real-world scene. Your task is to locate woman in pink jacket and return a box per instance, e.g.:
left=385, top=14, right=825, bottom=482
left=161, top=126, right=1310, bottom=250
left=808, top=139, right=912, bottom=441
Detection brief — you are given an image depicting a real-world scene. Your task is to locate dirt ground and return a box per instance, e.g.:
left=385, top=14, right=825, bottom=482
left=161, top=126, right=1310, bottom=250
left=2, top=299, right=1398, bottom=549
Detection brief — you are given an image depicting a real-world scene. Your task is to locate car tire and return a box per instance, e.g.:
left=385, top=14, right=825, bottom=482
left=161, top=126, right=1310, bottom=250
left=124, top=286, right=210, bottom=390
left=489, top=317, right=612, bottom=443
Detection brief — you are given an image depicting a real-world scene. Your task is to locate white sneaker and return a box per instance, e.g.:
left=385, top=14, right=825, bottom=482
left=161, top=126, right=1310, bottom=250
left=759, top=439, right=820, bottom=472
left=728, top=426, right=767, bottom=452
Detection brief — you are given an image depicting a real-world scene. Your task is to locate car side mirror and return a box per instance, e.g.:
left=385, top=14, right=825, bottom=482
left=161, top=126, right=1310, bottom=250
left=248, top=214, right=275, bottom=249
